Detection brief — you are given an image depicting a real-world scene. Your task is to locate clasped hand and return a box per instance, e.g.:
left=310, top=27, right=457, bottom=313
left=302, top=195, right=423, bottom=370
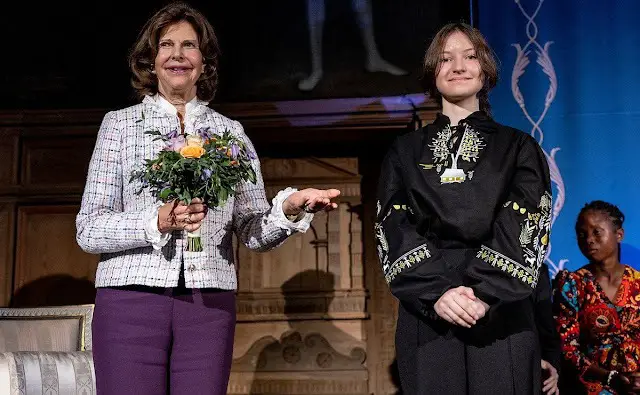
left=434, top=286, right=489, bottom=327
left=158, top=198, right=207, bottom=233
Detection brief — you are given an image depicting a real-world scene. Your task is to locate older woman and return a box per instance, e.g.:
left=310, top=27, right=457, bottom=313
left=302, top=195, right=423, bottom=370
left=375, top=23, right=553, bottom=394
left=76, top=2, right=339, bottom=394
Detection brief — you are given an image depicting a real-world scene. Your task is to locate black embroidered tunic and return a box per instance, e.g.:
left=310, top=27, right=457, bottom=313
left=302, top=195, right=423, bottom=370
left=376, top=112, right=552, bottom=394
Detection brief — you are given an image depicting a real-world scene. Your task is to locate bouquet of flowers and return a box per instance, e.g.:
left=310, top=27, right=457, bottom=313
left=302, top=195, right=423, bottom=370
left=130, top=126, right=257, bottom=251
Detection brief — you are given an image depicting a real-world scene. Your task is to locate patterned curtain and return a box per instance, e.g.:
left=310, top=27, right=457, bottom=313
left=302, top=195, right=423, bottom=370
left=477, top=0, right=640, bottom=276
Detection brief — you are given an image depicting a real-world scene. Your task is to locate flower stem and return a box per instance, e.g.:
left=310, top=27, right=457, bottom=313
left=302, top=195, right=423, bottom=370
left=186, top=229, right=203, bottom=252
left=187, top=236, right=202, bottom=252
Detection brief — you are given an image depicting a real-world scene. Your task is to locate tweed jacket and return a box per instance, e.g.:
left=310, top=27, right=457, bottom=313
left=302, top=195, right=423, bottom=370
left=76, top=95, right=311, bottom=289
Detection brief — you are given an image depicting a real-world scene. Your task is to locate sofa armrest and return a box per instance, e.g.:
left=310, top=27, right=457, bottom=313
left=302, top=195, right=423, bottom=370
left=0, top=351, right=95, bottom=394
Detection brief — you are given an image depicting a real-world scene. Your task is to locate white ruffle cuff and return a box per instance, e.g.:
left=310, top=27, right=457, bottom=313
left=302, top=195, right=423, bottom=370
left=268, top=187, right=314, bottom=235
left=144, top=202, right=172, bottom=250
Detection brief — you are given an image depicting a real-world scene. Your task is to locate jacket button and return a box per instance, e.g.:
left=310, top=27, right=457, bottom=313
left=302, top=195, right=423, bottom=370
left=187, top=264, right=196, bottom=272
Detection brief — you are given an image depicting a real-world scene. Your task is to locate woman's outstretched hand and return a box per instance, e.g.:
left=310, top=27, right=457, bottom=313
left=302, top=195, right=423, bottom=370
left=283, top=188, right=341, bottom=217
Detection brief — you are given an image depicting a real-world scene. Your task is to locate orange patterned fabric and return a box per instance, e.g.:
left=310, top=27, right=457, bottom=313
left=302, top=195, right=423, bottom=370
left=553, top=265, right=640, bottom=394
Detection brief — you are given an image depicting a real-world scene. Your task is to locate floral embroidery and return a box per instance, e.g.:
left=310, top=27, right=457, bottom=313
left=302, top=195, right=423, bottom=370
left=521, top=192, right=552, bottom=280
left=483, top=191, right=552, bottom=287
left=477, top=245, right=538, bottom=287
left=374, top=221, right=389, bottom=269
left=428, top=124, right=486, bottom=184
left=376, top=203, right=417, bottom=274
left=384, top=244, right=432, bottom=284
left=429, top=126, right=453, bottom=164
left=458, top=125, right=486, bottom=162
left=428, top=124, right=486, bottom=166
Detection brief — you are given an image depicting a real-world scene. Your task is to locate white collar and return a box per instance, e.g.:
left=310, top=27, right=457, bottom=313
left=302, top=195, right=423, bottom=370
left=143, top=94, right=209, bottom=117
left=143, top=94, right=211, bottom=135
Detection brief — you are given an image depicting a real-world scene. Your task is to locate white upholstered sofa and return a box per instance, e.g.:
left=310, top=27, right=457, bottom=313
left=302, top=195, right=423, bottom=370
left=0, top=304, right=96, bottom=394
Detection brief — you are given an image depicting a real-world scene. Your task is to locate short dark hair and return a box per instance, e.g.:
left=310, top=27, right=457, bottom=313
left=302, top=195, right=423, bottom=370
left=577, top=200, right=625, bottom=230
left=128, top=2, right=221, bottom=101
left=421, top=23, right=498, bottom=114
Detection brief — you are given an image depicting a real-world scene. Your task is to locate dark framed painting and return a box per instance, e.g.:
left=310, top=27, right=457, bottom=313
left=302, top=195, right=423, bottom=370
left=1, top=0, right=474, bottom=110
left=210, top=0, right=473, bottom=103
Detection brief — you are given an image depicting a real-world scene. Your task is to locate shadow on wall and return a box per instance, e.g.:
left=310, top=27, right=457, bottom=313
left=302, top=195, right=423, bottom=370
left=10, top=275, right=96, bottom=307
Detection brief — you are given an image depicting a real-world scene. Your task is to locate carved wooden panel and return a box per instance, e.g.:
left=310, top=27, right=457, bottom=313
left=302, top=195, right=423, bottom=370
left=260, top=157, right=360, bottom=196
left=228, top=331, right=367, bottom=395
left=0, top=203, right=15, bottom=307
left=361, top=156, right=401, bottom=395
left=231, top=157, right=368, bottom=394
left=0, top=129, right=18, bottom=189
left=235, top=158, right=366, bottom=319
left=13, top=206, right=98, bottom=307
left=21, top=136, right=96, bottom=189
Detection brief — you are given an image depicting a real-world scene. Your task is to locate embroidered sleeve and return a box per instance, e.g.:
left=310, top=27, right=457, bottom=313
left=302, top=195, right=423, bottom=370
left=375, top=140, right=459, bottom=316
left=552, top=270, right=593, bottom=375
left=465, top=134, right=552, bottom=304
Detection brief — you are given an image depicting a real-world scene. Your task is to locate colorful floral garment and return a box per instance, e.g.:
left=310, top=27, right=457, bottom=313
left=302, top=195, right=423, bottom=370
left=553, top=265, right=640, bottom=394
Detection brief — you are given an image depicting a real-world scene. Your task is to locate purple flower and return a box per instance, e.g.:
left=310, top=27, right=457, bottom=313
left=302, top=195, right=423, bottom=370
left=196, top=127, right=213, bottom=140
left=166, top=135, right=186, bottom=152
left=247, top=150, right=257, bottom=160
left=230, top=143, right=240, bottom=159
left=167, top=129, right=179, bottom=139
left=201, top=169, right=213, bottom=180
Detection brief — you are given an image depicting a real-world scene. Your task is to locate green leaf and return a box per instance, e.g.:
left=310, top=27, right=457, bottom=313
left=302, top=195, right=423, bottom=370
left=160, top=188, right=172, bottom=200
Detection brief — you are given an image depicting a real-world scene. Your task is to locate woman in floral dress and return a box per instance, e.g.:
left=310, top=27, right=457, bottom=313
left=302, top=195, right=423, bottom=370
left=554, top=200, right=640, bottom=394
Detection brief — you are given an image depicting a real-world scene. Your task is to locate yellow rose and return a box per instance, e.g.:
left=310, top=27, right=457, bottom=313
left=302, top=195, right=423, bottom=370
left=180, top=146, right=206, bottom=159
left=186, top=135, right=204, bottom=147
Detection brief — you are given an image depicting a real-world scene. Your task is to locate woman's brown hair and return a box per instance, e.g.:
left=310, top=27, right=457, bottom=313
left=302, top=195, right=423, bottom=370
left=421, top=23, right=498, bottom=114
left=129, top=2, right=221, bottom=102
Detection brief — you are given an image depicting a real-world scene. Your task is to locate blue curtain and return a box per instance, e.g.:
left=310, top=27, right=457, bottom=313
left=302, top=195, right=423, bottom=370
left=477, top=0, right=640, bottom=276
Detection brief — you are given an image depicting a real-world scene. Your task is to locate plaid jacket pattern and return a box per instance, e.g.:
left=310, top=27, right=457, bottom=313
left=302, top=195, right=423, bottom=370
left=77, top=97, right=303, bottom=289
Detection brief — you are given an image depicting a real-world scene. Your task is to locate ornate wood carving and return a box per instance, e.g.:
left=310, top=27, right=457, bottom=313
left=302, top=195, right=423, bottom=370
left=229, top=331, right=367, bottom=395
left=231, top=157, right=369, bottom=394
left=234, top=331, right=365, bottom=372
left=236, top=289, right=367, bottom=322
left=361, top=156, right=401, bottom=395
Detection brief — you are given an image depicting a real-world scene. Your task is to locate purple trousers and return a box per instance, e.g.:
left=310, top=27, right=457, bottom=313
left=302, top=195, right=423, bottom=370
left=92, top=284, right=236, bottom=395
